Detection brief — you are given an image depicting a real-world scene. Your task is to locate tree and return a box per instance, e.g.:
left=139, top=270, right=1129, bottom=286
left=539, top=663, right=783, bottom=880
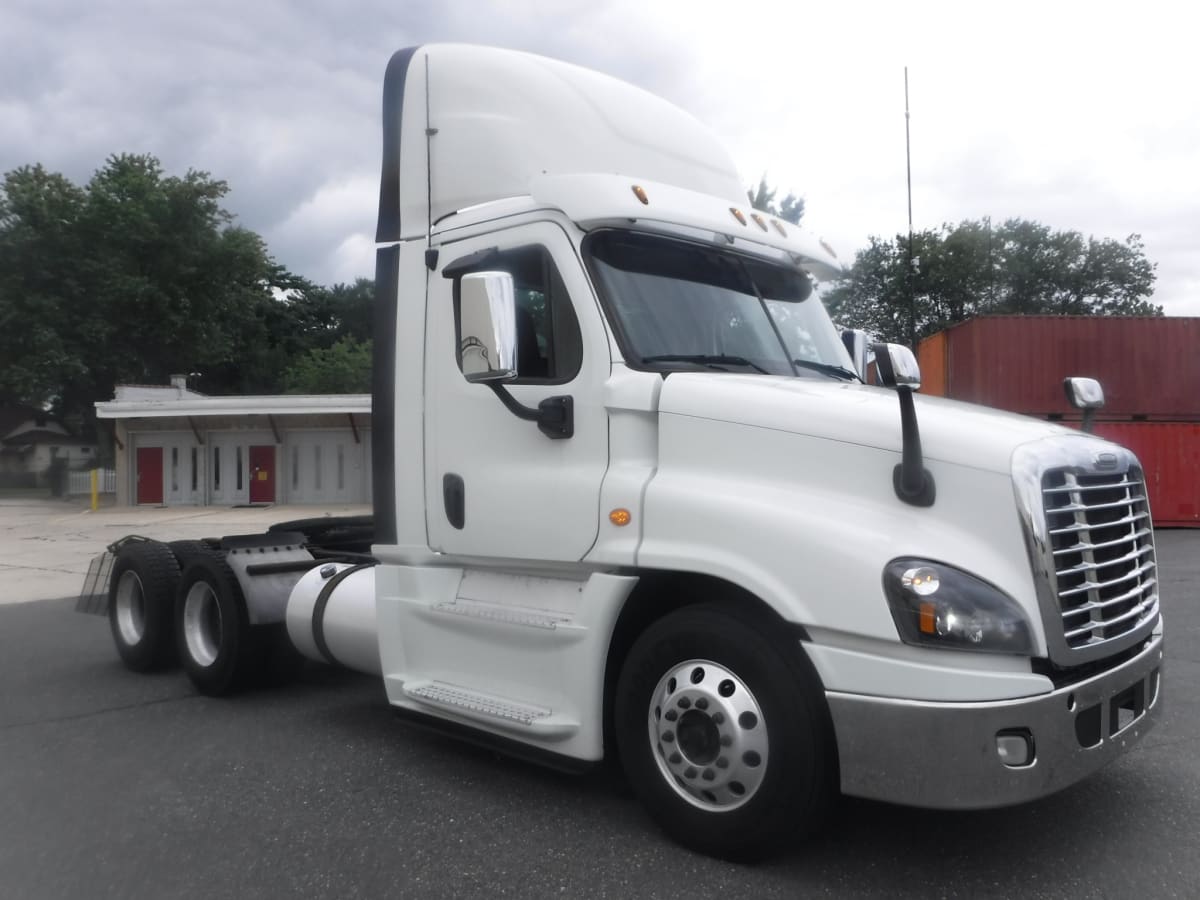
left=823, top=218, right=1159, bottom=344
left=747, top=175, right=805, bottom=225
left=0, top=165, right=88, bottom=407
left=0, top=154, right=301, bottom=426
left=282, top=337, right=372, bottom=394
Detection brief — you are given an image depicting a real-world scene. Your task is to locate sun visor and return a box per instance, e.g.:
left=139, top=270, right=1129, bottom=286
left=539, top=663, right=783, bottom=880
left=530, top=173, right=845, bottom=281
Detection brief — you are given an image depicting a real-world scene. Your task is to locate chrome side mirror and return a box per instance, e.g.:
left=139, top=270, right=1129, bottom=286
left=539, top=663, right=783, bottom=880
left=873, top=343, right=922, bottom=390
left=1064, top=376, right=1105, bottom=434
left=459, top=272, right=518, bottom=383
left=1064, top=377, right=1105, bottom=410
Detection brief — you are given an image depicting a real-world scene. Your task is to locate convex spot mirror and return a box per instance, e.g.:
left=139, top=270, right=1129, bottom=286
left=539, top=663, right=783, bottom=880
left=840, top=328, right=872, bottom=379
left=1064, top=376, right=1105, bottom=410
left=459, top=271, right=518, bottom=383
left=873, top=343, right=922, bottom=390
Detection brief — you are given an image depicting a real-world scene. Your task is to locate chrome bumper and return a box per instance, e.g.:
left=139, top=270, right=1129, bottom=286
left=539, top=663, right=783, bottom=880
left=826, top=632, right=1164, bottom=809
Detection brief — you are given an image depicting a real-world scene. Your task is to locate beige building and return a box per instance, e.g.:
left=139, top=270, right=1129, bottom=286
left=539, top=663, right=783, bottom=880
left=96, top=378, right=371, bottom=507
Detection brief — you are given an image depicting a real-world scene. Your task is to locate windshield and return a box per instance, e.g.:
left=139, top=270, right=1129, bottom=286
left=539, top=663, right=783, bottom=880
left=585, top=230, right=856, bottom=379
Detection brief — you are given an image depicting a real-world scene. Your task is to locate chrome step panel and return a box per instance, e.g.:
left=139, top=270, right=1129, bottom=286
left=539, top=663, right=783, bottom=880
left=375, top=566, right=639, bottom=761
left=400, top=679, right=578, bottom=738
left=431, top=598, right=574, bottom=631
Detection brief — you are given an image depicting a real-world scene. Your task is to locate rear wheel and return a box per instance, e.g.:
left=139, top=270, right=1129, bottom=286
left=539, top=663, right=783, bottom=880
left=108, top=541, right=180, bottom=671
left=167, top=539, right=217, bottom=569
left=175, top=556, right=259, bottom=695
left=615, top=603, right=835, bottom=860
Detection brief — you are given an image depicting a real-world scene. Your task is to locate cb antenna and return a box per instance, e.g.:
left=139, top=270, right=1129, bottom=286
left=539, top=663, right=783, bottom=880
left=904, top=67, right=916, bottom=348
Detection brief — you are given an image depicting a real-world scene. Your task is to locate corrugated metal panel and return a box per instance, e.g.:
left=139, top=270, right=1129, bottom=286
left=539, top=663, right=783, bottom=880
left=941, top=316, right=1200, bottom=418
left=917, top=331, right=947, bottom=396
left=1092, top=422, right=1200, bottom=527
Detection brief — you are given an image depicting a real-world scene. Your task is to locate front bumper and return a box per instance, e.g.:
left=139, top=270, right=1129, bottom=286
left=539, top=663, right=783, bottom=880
left=826, top=631, right=1164, bottom=809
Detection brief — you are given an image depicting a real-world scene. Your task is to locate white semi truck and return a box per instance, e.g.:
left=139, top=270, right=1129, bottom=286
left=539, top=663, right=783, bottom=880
left=84, top=44, right=1163, bottom=860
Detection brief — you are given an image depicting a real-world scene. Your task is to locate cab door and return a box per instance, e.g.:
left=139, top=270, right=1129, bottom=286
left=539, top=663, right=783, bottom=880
left=425, top=221, right=610, bottom=562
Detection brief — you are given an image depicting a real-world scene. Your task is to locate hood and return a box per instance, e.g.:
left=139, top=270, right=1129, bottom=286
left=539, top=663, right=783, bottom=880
left=657, top=373, right=1084, bottom=474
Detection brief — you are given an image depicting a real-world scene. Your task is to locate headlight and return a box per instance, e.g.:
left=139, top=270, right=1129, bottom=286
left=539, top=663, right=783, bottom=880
left=882, top=558, right=1034, bottom=655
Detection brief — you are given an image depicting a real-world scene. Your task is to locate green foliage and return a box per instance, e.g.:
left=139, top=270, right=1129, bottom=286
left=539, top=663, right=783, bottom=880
left=0, top=165, right=88, bottom=405
left=0, top=154, right=378, bottom=426
left=282, top=337, right=372, bottom=394
left=747, top=176, right=805, bottom=225
left=824, top=218, right=1160, bottom=344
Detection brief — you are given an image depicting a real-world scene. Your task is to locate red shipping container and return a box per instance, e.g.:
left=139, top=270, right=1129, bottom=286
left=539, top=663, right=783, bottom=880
left=917, top=330, right=947, bottom=396
left=1091, top=422, right=1200, bottom=527
left=921, top=316, right=1200, bottom=419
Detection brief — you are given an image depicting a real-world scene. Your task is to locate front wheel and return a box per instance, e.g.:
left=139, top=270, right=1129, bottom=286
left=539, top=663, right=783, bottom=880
left=614, top=604, right=835, bottom=860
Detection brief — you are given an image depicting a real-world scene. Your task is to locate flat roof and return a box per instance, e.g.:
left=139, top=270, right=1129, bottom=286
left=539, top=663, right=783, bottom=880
left=95, top=394, right=371, bottom=420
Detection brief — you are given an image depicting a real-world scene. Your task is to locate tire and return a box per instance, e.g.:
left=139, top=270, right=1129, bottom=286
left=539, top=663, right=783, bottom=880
left=267, top=516, right=375, bottom=555
left=174, top=555, right=260, bottom=696
left=108, top=541, right=181, bottom=671
left=167, top=539, right=217, bottom=569
left=614, top=603, right=835, bottom=861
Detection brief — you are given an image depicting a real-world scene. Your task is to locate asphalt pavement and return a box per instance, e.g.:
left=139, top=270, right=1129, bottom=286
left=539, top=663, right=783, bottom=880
left=0, top=501, right=1197, bottom=899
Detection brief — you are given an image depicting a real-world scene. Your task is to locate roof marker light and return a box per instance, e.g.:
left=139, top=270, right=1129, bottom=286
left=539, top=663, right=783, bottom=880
left=819, top=238, right=839, bottom=259
left=729, top=207, right=747, bottom=226
left=632, top=185, right=649, bottom=205
left=750, top=213, right=769, bottom=231
left=771, top=220, right=788, bottom=238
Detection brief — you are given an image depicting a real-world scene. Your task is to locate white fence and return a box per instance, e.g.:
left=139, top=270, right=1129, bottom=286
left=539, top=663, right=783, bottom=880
left=68, top=468, right=116, bottom=495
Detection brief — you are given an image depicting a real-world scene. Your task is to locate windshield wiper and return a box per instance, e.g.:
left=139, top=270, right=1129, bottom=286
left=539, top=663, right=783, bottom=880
left=641, top=354, right=769, bottom=375
left=791, top=359, right=861, bottom=382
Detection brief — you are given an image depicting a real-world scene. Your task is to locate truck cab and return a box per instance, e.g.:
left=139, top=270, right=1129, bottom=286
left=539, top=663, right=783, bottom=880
left=354, top=44, right=1163, bottom=857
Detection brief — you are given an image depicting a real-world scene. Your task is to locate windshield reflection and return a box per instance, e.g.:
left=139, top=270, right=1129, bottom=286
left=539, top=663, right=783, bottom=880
left=585, top=230, right=855, bottom=379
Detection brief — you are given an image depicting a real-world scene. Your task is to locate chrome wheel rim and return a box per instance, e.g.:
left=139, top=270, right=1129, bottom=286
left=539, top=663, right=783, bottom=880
left=647, top=659, right=768, bottom=812
left=182, top=582, right=222, bottom=667
left=114, top=571, right=145, bottom=645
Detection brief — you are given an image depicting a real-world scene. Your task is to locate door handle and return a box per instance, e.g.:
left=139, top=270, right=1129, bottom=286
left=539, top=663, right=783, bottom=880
left=443, top=474, right=465, bottom=530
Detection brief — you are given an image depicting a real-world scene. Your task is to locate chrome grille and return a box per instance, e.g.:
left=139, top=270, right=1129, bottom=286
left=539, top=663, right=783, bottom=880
left=1042, top=468, right=1159, bottom=651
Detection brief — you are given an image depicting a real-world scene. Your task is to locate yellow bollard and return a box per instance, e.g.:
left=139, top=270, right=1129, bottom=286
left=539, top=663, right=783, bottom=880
left=90, top=468, right=99, bottom=511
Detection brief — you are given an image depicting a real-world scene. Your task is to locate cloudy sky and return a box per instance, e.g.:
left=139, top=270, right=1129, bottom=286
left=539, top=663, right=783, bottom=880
left=4, top=0, right=1197, bottom=314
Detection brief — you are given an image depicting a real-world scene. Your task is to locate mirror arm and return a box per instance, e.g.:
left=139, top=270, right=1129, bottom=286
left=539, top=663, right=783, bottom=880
left=488, top=385, right=574, bottom=440
left=1081, top=407, right=1096, bottom=434
left=894, top=387, right=936, bottom=507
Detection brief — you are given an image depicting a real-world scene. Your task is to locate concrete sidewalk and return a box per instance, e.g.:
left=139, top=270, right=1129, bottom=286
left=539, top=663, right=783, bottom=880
left=0, top=498, right=371, bottom=605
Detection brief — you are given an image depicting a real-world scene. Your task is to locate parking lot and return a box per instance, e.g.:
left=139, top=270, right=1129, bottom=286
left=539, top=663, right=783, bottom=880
left=1, top=499, right=1197, bottom=898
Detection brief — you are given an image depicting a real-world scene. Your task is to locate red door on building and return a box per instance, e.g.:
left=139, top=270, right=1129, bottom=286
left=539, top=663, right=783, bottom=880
left=136, top=447, right=164, bottom=505
left=249, top=445, right=276, bottom=503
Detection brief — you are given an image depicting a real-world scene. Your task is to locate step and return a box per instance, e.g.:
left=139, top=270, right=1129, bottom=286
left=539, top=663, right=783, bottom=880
left=430, top=598, right=583, bottom=633
left=400, top=679, right=578, bottom=738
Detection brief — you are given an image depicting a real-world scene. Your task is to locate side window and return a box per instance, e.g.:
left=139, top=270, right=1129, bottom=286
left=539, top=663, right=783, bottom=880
left=453, top=245, right=582, bottom=384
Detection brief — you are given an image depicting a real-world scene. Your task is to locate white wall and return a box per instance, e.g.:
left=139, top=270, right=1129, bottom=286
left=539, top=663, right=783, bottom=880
left=208, top=431, right=275, bottom=506
left=282, top=429, right=368, bottom=505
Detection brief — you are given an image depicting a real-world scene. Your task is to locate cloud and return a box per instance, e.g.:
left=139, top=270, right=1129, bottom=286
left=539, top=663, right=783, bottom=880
left=2, top=0, right=1196, bottom=314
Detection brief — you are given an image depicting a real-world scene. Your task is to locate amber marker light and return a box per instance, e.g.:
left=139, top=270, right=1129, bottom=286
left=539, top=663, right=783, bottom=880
left=632, top=185, right=650, bottom=205
left=750, top=213, right=768, bottom=231
left=771, top=220, right=788, bottom=237
left=729, top=207, right=747, bottom=226
left=919, top=601, right=937, bottom=635
left=609, top=508, right=632, bottom=527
